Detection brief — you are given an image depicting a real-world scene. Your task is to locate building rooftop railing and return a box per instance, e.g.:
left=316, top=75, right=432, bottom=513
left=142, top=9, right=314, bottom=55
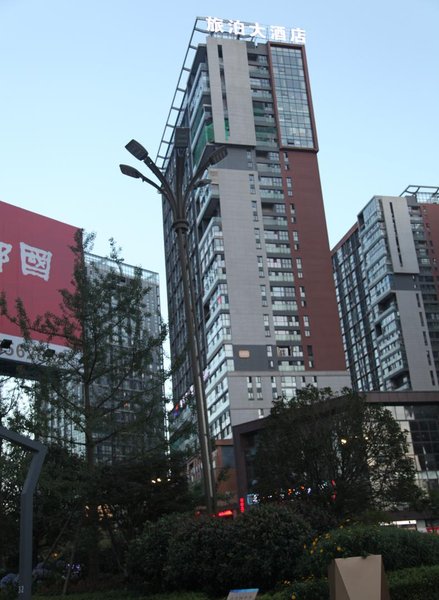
left=401, top=185, right=439, bottom=204
left=86, top=253, right=159, bottom=284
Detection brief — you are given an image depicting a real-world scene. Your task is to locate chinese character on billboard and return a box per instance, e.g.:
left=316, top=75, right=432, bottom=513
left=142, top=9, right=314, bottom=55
left=0, top=201, right=79, bottom=365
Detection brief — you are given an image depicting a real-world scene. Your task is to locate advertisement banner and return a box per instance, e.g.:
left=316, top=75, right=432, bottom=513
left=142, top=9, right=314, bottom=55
left=0, top=201, right=79, bottom=365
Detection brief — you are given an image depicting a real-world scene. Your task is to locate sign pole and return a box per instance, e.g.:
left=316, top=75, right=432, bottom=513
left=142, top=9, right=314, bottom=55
left=0, top=426, right=47, bottom=600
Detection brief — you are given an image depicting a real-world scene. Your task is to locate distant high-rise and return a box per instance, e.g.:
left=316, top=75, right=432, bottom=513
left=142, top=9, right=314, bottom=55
left=160, top=17, right=350, bottom=439
left=49, top=253, right=164, bottom=464
left=332, top=186, right=439, bottom=392
left=86, top=254, right=164, bottom=463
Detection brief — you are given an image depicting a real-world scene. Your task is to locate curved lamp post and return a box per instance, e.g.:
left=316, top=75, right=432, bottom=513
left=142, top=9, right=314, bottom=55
left=120, top=129, right=226, bottom=514
left=0, top=425, right=47, bottom=600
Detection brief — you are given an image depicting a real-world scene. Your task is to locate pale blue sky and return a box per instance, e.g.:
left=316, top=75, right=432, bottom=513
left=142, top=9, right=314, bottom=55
left=1, top=0, right=438, bottom=317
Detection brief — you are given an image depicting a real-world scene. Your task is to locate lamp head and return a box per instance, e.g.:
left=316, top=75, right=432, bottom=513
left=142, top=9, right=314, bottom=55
left=125, top=139, right=149, bottom=161
left=119, top=164, right=144, bottom=180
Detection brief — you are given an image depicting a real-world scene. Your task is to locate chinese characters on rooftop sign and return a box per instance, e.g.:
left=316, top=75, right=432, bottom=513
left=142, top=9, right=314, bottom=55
left=0, top=201, right=79, bottom=362
left=205, top=16, right=306, bottom=45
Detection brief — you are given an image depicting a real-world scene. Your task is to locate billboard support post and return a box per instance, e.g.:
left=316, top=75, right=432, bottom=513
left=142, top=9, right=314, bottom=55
left=0, top=426, right=47, bottom=600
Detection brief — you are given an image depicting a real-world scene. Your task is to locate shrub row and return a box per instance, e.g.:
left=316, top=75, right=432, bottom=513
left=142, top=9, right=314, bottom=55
left=127, top=505, right=311, bottom=595
left=295, top=523, right=439, bottom=578
left=127, top=508, right=439, bottom=596
left=265, top=564, right=439, bottom=600
left=387, top=564, right=439, bottom=600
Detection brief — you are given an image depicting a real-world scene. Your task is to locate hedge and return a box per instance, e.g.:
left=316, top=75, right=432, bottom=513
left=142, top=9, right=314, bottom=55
left=128, top=513, right=439, bottom=596
left=266, top=564, right=439, bottom=600
left=295, top=524, right=439, bottom=578
left=127, top=505, right=311, bottom=594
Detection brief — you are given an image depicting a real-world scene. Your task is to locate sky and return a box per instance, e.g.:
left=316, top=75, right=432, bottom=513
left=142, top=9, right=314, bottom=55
left=1, top=0, right=438, bottom=319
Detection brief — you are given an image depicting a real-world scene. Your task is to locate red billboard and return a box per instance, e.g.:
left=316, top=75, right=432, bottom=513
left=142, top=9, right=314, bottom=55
left=0, top=201, right=79, bottom=365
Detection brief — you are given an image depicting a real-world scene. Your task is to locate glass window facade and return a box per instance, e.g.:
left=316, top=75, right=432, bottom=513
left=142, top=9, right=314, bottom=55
left=387, top=403, right=439, bottom=490
left=270, top=46, right=314, bottom=148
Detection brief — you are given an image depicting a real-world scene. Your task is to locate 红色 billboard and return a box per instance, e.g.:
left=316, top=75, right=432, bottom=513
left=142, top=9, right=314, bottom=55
left=0, top=201, right=79, bottom=365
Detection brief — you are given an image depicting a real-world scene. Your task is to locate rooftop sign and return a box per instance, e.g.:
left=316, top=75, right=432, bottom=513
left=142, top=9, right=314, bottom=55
left=205, top=16, right=306, bottom=45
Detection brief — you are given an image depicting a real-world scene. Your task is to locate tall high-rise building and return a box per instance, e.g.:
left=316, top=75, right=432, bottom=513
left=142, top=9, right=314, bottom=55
left=160, top=17, right=350, bottom=440
left=332, top=186, right=439, bottom=392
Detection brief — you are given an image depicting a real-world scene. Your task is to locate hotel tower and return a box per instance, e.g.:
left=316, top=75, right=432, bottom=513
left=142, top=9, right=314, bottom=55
left=159, top=17, right=350, bottom=440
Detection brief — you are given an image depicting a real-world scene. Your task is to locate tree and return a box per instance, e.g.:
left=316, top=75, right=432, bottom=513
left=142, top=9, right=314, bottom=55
left=0, top=232, right=176, bottom=578
left=93, top=450, right=193, bottom=570
left=254, top=387, right=421, bottom=518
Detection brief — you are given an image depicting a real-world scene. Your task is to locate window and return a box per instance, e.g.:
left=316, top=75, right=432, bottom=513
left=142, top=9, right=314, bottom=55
left=247, top=376, right=254, bottom=400
left=254, top=227, right=261, bottom=249
left=264, top=314, right=271, bottom=337
left=290, top=203, right=296, bottom=223
left=257, top=255, right=265, bottom=278
left=252, top=200, right=259, bottom=221
left=260, top=284, right=267, bottom=306
left=271, top=46, right=314, bottom=149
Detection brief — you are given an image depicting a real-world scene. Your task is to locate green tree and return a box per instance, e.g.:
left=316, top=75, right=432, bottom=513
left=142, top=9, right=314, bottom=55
left=93, top=450, right=193, bottom=571
left=0, top=232, right=181, bottom=578
left=254, top=387, right=421, bottom=518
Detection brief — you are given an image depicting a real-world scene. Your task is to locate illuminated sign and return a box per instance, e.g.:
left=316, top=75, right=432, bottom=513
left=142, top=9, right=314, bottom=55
left=205, top=17, right=306, bottom=45
left=216, top=509, right=234, bottom=518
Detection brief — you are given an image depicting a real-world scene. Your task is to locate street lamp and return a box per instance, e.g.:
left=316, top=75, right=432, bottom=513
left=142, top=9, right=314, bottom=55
left=120, top=129, right=226, bottom=514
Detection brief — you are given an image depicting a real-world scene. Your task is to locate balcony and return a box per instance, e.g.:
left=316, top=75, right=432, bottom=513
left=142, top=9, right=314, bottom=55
left=251, top=89, right=273, bottom=100
left=265, top=244, right=291, bottom=255
left=278, top=363, right=305, bottom=372
left=257, top=163, right=281, bottom=174
left=202, top=269, right=227, bottom=302
left=269, top=272, right=294, bottom=282
left=197, top=186, right=220, bottom=227
left=206, top=332, right=232, bottom=361
left=260, top=190, right=285, bottom=201
left=205, top=302, right=230, bottom=329
left=263, top=216, right=288, bottom=227
left=272, top=301, right=297, bottom=312
left=275, top=333, right=302, bottom=342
